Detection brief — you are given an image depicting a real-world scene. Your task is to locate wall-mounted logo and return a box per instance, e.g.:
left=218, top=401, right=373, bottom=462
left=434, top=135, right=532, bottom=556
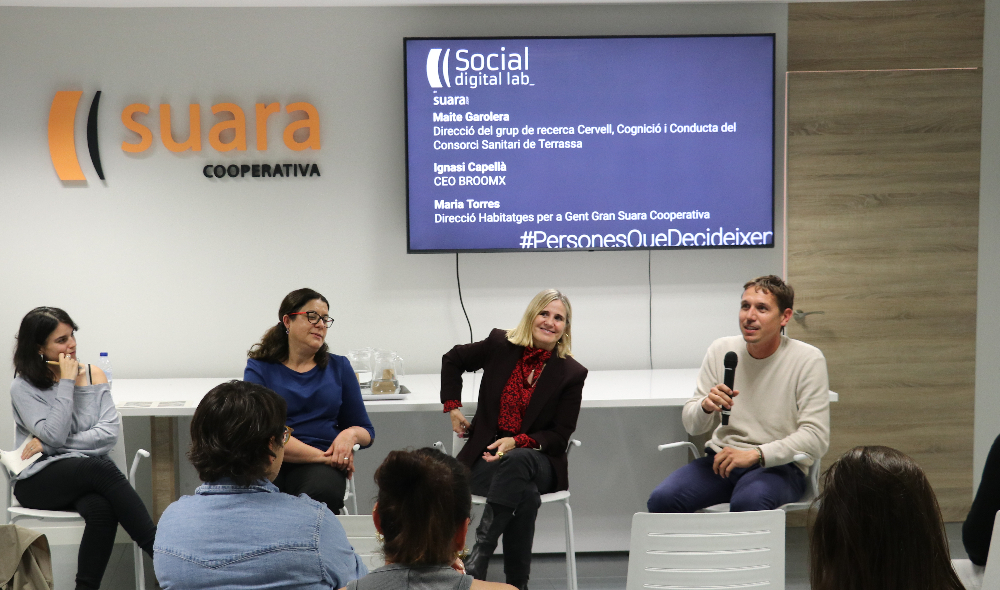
left=48, top=90, right=105, bottom=181
left=47, top=89, right=321, bottom=182
left=426, top=47, right=531, bottom=90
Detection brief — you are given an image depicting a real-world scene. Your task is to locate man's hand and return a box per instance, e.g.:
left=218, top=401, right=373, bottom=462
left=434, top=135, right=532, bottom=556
left=712, top=447, right=760, bottom=477
left=701, top=383, right=739, bottom=414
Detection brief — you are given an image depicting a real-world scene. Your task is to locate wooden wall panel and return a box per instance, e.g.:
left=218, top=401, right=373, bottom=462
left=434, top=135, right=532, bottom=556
left=789, top=0, right=983, bottom=71
left=785, top=68, right=981, bottom=520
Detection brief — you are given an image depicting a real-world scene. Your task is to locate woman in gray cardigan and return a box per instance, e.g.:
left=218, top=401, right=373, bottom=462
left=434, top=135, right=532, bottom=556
left=10, top=307, right=156, bottom=590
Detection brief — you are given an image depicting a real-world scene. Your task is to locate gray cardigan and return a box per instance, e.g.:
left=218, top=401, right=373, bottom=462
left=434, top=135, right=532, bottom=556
left=10, top=375, right=119, bottom=480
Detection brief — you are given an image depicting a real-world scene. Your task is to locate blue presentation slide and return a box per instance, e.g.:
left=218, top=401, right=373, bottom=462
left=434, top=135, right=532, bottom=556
left=405, top=36, right=775, bottom=252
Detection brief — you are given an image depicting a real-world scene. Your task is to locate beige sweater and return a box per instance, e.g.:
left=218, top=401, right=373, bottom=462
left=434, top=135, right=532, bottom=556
left=682, top=335, right=830, bottom=474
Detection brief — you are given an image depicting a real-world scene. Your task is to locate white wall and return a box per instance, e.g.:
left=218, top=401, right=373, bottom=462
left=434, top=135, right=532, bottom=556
left=974, top=0, right=1000, bottom=491
left=0, top=5, right=787, bottom=450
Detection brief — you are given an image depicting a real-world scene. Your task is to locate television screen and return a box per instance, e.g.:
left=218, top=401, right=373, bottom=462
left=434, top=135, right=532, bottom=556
left=404, top=35, right=775, bottom=253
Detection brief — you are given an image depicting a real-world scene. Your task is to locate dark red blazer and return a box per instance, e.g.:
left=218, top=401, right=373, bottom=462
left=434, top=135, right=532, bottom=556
left=441, top=328, right=588, bottom=491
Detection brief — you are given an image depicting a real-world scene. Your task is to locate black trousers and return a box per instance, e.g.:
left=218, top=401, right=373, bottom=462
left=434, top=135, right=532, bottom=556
left=964, top=433, right=1000, bottom=565
left=470, top=449, right=556, bottom=583
left=273, top=461, right=348, bottom=513
left=14, top=456, right=156, bottom=590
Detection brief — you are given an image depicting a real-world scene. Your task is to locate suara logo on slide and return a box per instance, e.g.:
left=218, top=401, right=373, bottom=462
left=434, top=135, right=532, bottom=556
left=426, top=46, right=531, bottom=90
left=48, top=90, right=105, bottom=181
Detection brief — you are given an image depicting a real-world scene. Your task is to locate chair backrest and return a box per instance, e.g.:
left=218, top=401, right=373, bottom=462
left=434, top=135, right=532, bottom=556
left=981, top=511, right=1000, bottom=590
left=337, top=514, right=386, bottom=572
left=802, top=456, right=822, bottom=503
left=107, top=413, right=127, bottom=473
left=626, top=510, right=786, bottom=590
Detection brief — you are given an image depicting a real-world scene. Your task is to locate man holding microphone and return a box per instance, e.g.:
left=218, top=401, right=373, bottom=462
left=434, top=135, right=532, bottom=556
left=647, top=275, right=830, bottom=512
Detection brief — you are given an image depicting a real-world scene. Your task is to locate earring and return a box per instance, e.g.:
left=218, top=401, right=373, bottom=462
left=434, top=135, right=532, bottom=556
left=375, top=531, right=384, bottom=543
left=285, top=329, right=289, bottom=334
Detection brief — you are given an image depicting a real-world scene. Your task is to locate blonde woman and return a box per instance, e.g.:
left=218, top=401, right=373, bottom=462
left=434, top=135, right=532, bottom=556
left=440, top=290, right=587, bottom=590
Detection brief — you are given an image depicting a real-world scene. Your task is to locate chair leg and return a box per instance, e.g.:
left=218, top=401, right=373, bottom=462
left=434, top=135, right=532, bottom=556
left=563, top=500, right=577, bottom=590
left=133, top=541, right=145, bottom=590
left=351, top=478, right=358, bottom=515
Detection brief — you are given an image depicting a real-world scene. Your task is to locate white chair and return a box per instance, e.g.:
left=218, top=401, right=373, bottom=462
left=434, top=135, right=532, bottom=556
left=657, top=441, right=820, bottom=512
left=952, top=511, right=1000, bottom=590
left=2, top=413, right=150, bottom=590
left=625, top=509, right=786, bottom=590
left=336, top=514, right=385, bottom=571
left=433, top=424, right=581, bottom=590
left=340, top=443, right=361, bottom=515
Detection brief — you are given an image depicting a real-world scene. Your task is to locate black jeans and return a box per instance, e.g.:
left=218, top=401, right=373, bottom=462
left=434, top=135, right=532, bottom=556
left=14, top=456, right=156, bottom=590
left=470, top=449, right=556, bottom=583
left=273, top=461, right=348, bottom=513
left=964, top=433, right=1000, bottom=565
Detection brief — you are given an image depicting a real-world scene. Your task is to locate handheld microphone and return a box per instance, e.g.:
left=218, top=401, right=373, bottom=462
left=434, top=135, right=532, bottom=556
left=721, top=352, right=738, bottom=426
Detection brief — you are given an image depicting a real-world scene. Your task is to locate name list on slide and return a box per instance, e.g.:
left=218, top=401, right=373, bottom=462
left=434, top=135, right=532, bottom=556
left=405, top=37, right=775, bottom=251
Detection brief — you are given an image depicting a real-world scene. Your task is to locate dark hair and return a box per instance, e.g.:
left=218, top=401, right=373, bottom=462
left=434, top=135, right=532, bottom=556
left=374, top=448, right=472, bottom=565
left=13, top=307, right=79, bottom=390
left=743, top=275, right=794, bottom=313
left=810, top=446, right=965, bottom=590
left=188, top=380, right=288, bottom=487
left=248, top=288, right=330, bottom=369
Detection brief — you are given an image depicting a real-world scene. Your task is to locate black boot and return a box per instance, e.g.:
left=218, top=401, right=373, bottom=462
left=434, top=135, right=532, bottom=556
left=502, top=499, right=539, bottom=590
left=465, top=503, right=514, bottom=580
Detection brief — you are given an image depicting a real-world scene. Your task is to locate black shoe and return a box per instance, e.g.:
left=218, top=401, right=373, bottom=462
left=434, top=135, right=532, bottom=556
left=466, top=503, right=514, bottom=580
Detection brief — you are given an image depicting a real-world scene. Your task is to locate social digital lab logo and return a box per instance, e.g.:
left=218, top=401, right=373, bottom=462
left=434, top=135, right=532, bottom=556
left=426, top=49, right=450, bottom=88
left=425, top=46, right=531, bottom=90
left=47, top=89, right=322, bottom=183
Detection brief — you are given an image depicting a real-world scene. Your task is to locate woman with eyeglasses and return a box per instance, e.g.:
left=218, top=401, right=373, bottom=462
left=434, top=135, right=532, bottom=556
left=245, top=288, right=374, bottom=512
left=10, top=307, right=157, bottom=590
left=441, top=289, right=587, bottom=590
left=155, top=380, right=367, bottom=589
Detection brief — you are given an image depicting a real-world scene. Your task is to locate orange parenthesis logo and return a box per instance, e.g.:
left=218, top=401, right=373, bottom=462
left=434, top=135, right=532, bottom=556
left=48, top=90, right=105, bottom=181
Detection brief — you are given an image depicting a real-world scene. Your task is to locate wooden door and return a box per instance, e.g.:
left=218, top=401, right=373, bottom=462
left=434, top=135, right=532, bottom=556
left=785, top=0, right=983, bottom=520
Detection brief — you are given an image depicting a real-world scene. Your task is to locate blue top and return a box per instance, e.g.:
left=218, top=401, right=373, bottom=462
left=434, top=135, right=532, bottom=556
left=245, top=354, right=374, bottom=451
left=154, top=479, right=368, bottom=590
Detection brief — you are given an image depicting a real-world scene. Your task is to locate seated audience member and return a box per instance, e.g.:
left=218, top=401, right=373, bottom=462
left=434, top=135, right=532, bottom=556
left=648, top=276, right=829, bottom=512
left=348, top=448, right=514, bottom=590
left=963, top=433, right=1000, bottom=566
left=10, top=306, right=157, bottom=590
left=810, top=446, right=964, bottom=590
left=154, top=380, right=367, bottom=590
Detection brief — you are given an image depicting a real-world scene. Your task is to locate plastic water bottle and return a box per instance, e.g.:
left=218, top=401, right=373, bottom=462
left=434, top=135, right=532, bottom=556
left=97, top=352, right=113, bottom=387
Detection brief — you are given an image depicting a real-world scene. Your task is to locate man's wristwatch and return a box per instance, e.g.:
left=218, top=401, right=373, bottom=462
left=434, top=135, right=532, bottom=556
left=755, top=447, right=765, bottom=467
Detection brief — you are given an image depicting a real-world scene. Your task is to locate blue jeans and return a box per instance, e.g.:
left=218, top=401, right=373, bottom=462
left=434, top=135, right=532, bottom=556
left=647, top=449, right=806, bottom=513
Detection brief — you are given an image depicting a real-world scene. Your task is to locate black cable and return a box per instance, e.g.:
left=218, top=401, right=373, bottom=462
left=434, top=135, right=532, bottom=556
left=456, top=253, right=473, bottom=344
left=649, top=249, right=653, bottom=370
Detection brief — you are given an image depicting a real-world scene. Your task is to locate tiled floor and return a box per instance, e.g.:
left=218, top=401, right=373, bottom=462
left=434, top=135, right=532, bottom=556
left=484, top=522, right=969, bottom=590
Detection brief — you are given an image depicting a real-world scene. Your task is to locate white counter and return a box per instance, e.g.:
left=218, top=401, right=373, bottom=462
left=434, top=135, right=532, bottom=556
left=113, top=369, right=838, bottom=415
